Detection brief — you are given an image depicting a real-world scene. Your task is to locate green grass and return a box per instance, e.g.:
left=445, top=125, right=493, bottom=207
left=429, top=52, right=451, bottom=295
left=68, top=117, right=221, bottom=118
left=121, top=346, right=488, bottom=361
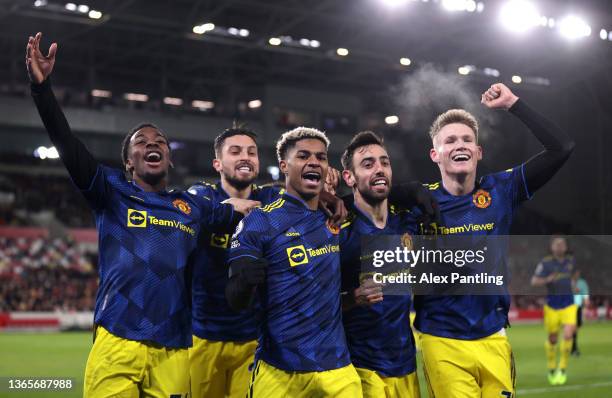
left=506, top=322, right=612, bottom=397
left=0, top=331, right=90, bottom=398
left=0, top=323, right=610, bottom=397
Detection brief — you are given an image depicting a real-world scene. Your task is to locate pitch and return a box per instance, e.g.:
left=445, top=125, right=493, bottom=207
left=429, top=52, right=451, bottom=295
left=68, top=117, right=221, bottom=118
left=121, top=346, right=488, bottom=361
left=0, top=322, right=610, bottom=398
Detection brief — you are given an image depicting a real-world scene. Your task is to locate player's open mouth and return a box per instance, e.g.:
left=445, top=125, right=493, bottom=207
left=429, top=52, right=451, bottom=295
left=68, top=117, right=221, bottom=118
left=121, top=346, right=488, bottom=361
left=371, top=177, right=389, bottom=189
left=236, top=163, right=253, bottom=173
left=451, top=153, right=471, bottom=162
left=302, top=171, right=321, bottom=187
left=144, top=150, right=163, bottom=166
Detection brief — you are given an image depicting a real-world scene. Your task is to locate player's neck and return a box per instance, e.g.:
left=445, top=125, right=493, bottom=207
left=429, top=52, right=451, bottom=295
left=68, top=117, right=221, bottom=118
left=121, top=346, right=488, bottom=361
left=553, top=254, right=566, bottom=261
left=441, top=171, right=476, bottom=196
left=354, top=191, right=387, bottom=228
left=220, top=176, right=252, bottom=199
left=286, top=185, right=319, bottom=210
left=132, top=175, right=167, bottom=192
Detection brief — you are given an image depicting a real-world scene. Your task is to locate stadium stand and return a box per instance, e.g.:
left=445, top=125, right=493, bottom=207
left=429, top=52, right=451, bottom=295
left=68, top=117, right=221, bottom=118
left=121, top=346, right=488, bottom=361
left=0, top=232, right=97, bottom=313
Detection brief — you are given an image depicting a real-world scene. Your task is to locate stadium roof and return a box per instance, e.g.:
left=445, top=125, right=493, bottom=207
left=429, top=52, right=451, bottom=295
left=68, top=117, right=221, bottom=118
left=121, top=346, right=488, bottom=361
left=2, top=0, right=612, bottom=101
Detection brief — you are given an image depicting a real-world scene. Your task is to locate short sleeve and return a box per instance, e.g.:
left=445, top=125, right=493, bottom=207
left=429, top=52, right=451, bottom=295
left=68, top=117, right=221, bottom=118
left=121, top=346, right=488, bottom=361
left=257, top=186, right=284, bottom=205
left=579, top=280, right=589, bottom=296
left=533, top=261, right=549, bottom=278
left=491, top=164, right=531, bottom=207
left=228, top=210, right=269, bottom=262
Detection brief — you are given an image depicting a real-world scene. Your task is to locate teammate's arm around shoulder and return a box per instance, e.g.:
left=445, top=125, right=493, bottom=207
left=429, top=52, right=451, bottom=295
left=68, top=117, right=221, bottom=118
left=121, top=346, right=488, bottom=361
left=388, top=181, right=440, bottom=225
left=482, top=83, right=575, bottom=196
left=188, top=183, right=261, bottom=231
left=223, top=198, right=261, bottom=216
left=319, top=189, right=347, bottom=227
left=26, top=32, right=99, bottom=191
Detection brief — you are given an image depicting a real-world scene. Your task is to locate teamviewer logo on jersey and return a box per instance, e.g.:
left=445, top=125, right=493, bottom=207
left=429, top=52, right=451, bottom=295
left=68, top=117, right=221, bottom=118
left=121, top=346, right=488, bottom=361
left=286, top=245, right=308, bottom=267
left=127, top=209, right=147, bottom=227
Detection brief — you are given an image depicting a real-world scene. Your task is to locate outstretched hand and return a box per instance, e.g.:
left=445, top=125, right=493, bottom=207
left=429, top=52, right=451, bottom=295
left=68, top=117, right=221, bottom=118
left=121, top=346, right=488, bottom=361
left=26, top=32, right=57, bottom=84
left=481, top=83, right=519, bottom=110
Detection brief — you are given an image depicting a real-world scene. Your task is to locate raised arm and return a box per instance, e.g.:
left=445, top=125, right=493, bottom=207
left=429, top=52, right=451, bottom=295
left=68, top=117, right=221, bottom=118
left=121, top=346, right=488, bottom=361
left=482, top=83, right=575, bottom=195
left=27, top=32, right=99, bottom=189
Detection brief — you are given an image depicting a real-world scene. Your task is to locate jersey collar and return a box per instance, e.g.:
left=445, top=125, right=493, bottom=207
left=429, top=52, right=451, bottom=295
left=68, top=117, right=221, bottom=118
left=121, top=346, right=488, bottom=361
left=438, top=177, right=483, bottom=198
left=129, top=180, right=170, bottom=195
left=216, top=180, right=259, bottom=201
left=352, top=202, right=389, bottom=231
left=282, top=191, right=318, bottom=212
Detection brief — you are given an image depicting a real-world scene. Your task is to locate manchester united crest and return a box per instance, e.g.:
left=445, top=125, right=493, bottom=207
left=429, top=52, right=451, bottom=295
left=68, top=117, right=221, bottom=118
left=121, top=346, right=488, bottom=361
left=472, top=189, right=491, bottom=209
left=173, top=199, right=192, bottom=215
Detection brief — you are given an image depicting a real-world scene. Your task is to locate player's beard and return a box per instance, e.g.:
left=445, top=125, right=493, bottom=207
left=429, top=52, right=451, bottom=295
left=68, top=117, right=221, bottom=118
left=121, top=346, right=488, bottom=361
left=356, top=178, right=388, bottom=207
left=225, top=173, right=255, bottom=191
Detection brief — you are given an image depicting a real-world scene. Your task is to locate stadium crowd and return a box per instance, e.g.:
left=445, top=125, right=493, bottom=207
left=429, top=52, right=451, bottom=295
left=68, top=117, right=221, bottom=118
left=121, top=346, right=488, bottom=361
left=1, top=221, right=608, bottom=316
left=0, top=172, right=608, bottom=315
left=0, top=236, right=96, bottom=311
left=0, top=171, right=94, bottom=228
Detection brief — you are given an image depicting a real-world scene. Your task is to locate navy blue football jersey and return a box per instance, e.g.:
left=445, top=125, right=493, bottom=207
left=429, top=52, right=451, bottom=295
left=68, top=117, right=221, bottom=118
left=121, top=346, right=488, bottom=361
left=188, top=181, right=282, bottom=341
left=533, top=256, right=575, bottom=309
left=414, top=165, right=530, bottom=340
left=84, top=165, right=234, bottom=348
left=340, top=204, right=418, bottom=377
left=228, top=193, right=350, bottom=372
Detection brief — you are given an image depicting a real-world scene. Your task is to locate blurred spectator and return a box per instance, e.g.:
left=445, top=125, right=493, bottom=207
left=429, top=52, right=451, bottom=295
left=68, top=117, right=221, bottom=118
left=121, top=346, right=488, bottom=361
left=0, top=236, right=96, bottom=312
left=0, top=176, right=19, bottom=226
left=1, top=172, right=94, bottom=227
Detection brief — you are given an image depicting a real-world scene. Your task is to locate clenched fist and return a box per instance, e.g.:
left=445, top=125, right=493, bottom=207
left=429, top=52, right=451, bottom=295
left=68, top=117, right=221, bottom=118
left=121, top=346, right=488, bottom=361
left=481, top=83, right=519, bottom=110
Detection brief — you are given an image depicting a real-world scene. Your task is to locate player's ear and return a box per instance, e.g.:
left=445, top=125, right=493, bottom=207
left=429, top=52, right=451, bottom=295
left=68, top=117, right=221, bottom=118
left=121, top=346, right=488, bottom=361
left=168, top=152, right=174, bottom=169
left=279, top=159, right=288, bottom=176
left=429, top=147, right=440, bottom=164
left=342, top=169, right=355, bottom=188
left=476, top=145, right=483, bottom=161
left=125, top=157, right=134, bottom=174
left=212, top=158, right=222, bottom=172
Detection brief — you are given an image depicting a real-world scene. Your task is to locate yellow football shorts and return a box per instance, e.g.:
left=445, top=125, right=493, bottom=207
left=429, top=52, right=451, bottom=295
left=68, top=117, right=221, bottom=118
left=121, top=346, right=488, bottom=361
left=189, top=335, right=257, bottom=398
left=544, top=304, right=577, bottom=334
left=246, top=360, right=362, bottom=398
left=420, top=331, right=515, bottom=398
left=83, top=326, right=189, bottom=398
left=355, top=367, right=420, bottom=398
